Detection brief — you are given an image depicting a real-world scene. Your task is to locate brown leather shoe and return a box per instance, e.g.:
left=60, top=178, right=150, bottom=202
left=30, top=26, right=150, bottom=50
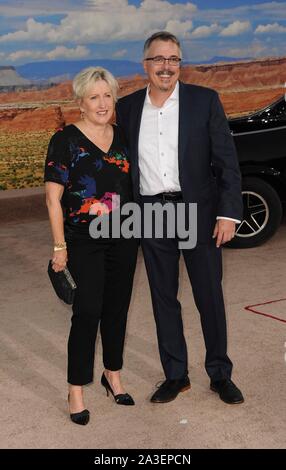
left=150, top=377, right=191, bottom=403
left=210, top=379, right=244, bottom=404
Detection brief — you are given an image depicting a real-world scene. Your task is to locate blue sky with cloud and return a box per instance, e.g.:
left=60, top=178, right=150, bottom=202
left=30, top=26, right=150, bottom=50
left=0, top=0, right=285, bottom=64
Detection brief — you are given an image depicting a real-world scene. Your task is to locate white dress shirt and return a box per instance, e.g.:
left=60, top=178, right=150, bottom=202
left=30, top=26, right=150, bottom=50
left=138, top=82, right=181, bottom=195
left=138, top=82, right=240, bottom=223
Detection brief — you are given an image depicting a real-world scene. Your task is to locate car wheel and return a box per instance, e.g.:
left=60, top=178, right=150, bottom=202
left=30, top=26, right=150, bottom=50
left=227, top=177, right=283, bottom=248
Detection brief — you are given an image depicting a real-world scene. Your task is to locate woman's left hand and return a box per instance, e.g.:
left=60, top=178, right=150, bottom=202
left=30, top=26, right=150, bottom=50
left=52, top=249, right=68, bottom=272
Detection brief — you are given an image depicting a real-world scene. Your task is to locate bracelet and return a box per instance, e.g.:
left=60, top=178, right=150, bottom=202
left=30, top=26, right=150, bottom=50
left=54, top=246, right=67, bottom=252
left=54, top=242, right=67, bottom=251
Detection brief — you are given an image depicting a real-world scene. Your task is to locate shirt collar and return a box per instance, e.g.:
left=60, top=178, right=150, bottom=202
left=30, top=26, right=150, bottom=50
left=145, top=81, right=179, bottom=106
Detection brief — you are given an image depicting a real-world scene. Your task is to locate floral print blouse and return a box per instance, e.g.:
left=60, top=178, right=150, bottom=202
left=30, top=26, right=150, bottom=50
left=44, top=124, right=133, bottom=240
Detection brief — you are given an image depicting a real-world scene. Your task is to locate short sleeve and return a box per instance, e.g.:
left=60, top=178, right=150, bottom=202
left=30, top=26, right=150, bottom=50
left=44, top=129, right=70, bottom=186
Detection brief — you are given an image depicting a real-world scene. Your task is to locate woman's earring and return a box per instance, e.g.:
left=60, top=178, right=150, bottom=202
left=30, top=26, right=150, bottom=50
left=80, top=111, right=84, bottom=120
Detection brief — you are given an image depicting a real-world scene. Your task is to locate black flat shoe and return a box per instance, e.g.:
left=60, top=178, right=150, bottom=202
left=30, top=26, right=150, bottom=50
left=150, top=376, right=191, bottom=403
left=68, top=394, right=90, bottom=425
left=101, top=373, right=135, bottom=406
left=210, top=378, right=244, bottom=404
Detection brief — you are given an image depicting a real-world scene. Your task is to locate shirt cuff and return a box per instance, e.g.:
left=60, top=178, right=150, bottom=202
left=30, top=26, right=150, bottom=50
left=216, top=216, right=241, bottom=224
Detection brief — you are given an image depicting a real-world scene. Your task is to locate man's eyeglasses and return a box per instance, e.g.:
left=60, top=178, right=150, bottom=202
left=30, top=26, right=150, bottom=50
left=144, top=56, right=182, bottom=66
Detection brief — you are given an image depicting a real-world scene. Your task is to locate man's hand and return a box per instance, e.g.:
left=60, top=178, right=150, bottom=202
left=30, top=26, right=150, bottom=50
left=212, top=219, right=236, bottom=248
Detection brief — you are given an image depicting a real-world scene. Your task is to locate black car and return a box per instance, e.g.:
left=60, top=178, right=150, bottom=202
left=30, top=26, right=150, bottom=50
left=227, top=95, right=286, bottom=248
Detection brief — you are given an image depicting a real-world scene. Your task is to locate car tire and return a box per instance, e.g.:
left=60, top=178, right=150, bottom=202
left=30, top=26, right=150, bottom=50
left=226, top=176, right=283, bottom=248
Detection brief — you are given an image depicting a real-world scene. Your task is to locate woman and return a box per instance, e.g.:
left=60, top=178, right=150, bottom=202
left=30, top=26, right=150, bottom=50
left=45, top=67, right=138, bottom=425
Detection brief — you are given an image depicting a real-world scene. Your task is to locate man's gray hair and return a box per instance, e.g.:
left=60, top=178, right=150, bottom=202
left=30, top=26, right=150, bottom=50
left=143, top=31, right=182, bottom=58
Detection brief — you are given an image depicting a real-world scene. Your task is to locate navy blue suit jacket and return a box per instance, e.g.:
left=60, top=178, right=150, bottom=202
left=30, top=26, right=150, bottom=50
left=116, top=81, right=243, bottom=241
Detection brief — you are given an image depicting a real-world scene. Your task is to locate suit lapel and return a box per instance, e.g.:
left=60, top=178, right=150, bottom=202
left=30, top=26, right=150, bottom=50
left=131, top=88, right=146, bottom=167
left=178, top=81, right=191, bottom=169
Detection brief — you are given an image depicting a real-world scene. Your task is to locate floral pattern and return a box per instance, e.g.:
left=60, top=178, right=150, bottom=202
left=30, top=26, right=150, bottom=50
left=44, top=124, right=132, bottom=237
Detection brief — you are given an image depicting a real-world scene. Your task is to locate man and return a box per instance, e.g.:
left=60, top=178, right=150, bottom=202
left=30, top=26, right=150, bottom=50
left=116, top=31, right=244, bottom=405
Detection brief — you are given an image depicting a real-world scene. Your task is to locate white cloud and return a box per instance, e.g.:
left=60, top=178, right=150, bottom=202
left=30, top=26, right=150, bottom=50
left=255, top=22, right=286, bottom=34
left=220, top=20, right=251, bottom=37
left=0, top=0, right=197, bottom=44
left=191, top=23, right=221, bottom=38
left=85, top=0, right=130, bottom=10
left=112, top=49, right=128, bottom=58
left=1, top=0, right=285, bottom=65
left=220, top=41, right=269, bottom=58
left=0, top=18, right=54, bottom=43
left=251, top=1, right=286, bottom=19
left=0, top=0, right=78, bottom=17
left=8, top=50, right=45, bottom=61
left=46, top=45, right=89, bottom=59
left=196, top=2, right=286, bottom=23
left=139, top=0, right=196, bottom=14
left=180, top=36, right=280, bottom=62
left=164, top=20, right=193, bottom=38
left=7, top=45, right=90, bottom=62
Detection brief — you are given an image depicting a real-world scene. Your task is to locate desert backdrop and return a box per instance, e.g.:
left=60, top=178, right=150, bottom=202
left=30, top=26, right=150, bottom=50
left=0, top=56, right=286, bottom=190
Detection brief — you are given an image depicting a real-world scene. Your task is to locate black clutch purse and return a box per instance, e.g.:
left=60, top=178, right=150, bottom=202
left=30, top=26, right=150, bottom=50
left=47, top=260, right=77, bottom=305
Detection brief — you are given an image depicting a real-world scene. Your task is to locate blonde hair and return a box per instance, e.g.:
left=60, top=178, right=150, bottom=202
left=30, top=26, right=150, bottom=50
left=72, top=66, right=119, bottom=102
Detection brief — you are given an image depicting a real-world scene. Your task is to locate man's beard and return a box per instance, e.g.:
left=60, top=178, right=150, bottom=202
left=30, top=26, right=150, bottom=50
left=156, top=70, right=175, bottom=91
left=158, top=84, right=173, bottom=91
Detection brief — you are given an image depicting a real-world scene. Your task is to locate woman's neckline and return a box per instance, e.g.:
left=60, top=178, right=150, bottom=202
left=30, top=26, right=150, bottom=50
left=70, top=123, right=115, bottom=154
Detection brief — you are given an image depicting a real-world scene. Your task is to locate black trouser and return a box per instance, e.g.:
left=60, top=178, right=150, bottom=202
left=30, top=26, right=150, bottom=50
left=140, top=195, right=233, bottom=382
left=66, top=237, right=138, bottom=385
